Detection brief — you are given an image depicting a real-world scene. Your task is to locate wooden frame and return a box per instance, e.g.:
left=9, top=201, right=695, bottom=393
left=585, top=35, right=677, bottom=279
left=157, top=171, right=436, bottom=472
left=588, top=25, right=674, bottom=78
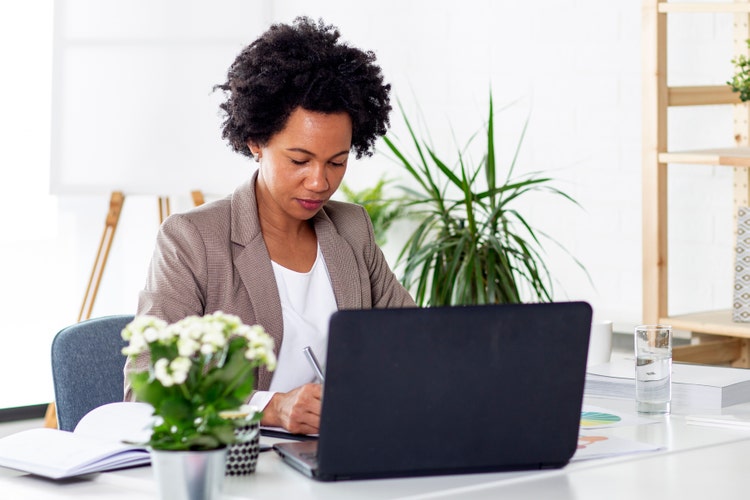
left=642, top=1, right=750, bottom=366
left=45, top=191, right=207, bottom=429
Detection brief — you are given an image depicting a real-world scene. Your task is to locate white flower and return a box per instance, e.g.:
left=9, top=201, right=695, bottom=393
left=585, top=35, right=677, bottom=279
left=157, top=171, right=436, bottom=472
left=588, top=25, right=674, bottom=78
left=157, top=325, right=175, bottom=342
left=154, top=358, right=174, bottom=387
left=242, top=324, right=276, bottom=370
left=125, top=312, right=276, bottom=429
left=200, top=324, right=226, bottom=353
left=211, top=311, right=242, bottom=328
left=121, top=316, right=169, bottom=356
left=143, top=326, right=161, bottom=343
left=177, top=336, right=200, bottom=357
left=248, top=348, right=277, bottom=371
left=121, top=331, right=147, bottom=356
left=172, top=318, right=203, bottom=341
left=153, top=357, right=191, bottom=387
left=170, top=357, right=191, bottom=385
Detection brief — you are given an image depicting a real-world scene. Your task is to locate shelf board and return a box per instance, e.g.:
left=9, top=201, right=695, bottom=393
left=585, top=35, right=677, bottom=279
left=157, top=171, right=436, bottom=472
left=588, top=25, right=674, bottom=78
left=664, top=310, right=750, bottom=338
left=659, top=147, right=750, bottom=167
left=658, top=2, right=750, bottom=13
left=667, top=85, right=740, bottom=106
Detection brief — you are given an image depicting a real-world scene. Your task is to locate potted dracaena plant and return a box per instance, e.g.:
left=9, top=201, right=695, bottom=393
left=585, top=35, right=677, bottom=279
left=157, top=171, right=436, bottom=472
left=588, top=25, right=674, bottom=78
left=382, top=92, right=587, bottom=306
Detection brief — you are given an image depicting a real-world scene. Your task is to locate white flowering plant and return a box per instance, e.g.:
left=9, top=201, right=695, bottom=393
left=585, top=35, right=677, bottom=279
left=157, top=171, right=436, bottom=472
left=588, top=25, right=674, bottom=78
left=122, top=311, right=276, bottom=451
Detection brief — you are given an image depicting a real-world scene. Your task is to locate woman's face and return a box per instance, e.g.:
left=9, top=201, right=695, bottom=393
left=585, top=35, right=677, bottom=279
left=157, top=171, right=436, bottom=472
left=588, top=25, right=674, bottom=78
left=251, top=107, right=352, bottom=225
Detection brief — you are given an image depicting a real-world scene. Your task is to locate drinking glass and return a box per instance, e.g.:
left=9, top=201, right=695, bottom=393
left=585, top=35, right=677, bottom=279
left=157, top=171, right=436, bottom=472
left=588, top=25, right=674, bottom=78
left=634, top=324, right=672, bottom=414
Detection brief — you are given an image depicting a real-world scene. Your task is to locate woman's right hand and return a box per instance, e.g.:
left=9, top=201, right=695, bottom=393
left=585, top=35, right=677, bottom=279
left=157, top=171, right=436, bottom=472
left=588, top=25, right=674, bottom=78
left=261, top=383, right=322, bottom=434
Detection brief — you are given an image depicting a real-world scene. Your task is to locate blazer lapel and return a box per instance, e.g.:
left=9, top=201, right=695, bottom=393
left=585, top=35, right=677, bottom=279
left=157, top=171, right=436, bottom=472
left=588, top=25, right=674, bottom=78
left=315, top=211, right=363, bottom=310
left=231, top=173, right=282, bottom=391
left=235, top=242, right=281, bottom=391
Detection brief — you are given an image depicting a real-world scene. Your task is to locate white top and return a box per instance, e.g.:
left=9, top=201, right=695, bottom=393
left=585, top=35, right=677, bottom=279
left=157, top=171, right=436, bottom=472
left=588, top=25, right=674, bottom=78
left=249, top=245, right=337, bottom=410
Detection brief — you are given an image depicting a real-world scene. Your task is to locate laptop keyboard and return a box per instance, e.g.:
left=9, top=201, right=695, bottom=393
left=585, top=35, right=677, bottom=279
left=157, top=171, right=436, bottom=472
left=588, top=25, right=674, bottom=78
left=300, top=451, right=318, bottom=465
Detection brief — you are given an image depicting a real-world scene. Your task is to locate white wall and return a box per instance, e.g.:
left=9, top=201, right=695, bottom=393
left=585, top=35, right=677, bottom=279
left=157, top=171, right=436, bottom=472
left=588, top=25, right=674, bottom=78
left=50, top=0, right=270, bottom=195
left=0, top=0, right=737, bottom=408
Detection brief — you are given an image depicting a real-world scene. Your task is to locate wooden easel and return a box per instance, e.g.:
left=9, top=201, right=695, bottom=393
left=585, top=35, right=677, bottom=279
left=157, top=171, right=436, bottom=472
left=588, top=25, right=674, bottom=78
left=43, top=190, right=206, bottom=429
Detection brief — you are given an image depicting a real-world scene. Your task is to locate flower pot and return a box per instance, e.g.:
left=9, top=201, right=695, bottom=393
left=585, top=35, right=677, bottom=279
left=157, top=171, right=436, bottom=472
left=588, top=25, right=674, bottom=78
left=226, top=420, right=261, bottom=476
left=151, top=447, right=227, bottom=500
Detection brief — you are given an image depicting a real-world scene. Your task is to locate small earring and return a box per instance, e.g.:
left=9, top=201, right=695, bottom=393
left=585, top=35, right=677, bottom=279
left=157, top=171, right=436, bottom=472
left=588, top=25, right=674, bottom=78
left=253, top=153, right=260, bottom=163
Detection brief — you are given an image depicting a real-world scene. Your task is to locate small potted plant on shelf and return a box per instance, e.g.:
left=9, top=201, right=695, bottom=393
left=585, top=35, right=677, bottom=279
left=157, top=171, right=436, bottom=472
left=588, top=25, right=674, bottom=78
left=121, top=311, right=276, bottom=500
left=729, top=40, right=750, bottom=102
left=382, top=92, right=587, bottom=306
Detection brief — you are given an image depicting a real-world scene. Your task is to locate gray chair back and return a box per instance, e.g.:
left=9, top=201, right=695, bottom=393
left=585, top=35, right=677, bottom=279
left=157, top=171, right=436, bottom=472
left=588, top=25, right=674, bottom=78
left=51, top=314, right=134, bottom=431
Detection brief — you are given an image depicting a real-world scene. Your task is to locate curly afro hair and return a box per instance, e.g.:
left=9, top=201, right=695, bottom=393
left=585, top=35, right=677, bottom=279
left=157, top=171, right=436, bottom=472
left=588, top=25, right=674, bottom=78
left=215, top=17, right=392, bottom=159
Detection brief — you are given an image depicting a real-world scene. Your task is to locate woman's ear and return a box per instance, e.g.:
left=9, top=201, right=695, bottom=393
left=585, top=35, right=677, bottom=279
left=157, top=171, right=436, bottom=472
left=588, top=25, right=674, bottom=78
left=247, top=141, right=261, bottom=163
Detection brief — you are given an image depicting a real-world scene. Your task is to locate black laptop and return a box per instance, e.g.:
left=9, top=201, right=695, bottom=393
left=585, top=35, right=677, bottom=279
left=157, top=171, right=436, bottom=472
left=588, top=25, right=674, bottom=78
left=273, top=301, right=592, bottom=481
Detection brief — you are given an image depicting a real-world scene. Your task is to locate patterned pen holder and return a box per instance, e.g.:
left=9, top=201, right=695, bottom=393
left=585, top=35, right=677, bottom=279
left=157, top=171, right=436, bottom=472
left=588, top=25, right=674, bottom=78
left=220, top=410, right=261, bottom=476
left=734, top=207, right=750, bottom=322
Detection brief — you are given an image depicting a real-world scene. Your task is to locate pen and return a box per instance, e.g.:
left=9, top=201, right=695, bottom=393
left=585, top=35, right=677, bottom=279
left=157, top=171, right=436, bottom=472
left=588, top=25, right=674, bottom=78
left=303, top=346, right=325, bottom=383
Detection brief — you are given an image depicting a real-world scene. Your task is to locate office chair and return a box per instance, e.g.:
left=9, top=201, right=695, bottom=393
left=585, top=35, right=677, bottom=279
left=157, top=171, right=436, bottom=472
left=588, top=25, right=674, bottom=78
left=50, top=314, right=134, bottom=431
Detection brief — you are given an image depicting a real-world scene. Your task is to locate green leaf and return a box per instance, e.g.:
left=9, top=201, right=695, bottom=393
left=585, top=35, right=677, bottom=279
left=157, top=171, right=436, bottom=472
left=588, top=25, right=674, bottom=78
left=339, top=176, right=406, bottom=246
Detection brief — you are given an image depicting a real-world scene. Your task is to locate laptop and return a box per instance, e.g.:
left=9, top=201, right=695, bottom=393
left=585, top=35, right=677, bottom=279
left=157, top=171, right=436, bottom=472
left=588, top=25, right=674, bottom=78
left=273, top=301, right=592, bottom=481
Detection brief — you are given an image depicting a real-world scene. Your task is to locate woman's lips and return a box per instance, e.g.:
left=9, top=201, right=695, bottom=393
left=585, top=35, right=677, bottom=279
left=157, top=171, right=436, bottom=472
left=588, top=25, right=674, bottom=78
left=297, top=198, right=325, bottom=211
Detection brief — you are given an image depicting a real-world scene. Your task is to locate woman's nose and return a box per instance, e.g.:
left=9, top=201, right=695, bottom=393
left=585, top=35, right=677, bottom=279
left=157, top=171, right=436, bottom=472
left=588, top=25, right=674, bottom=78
left=305, top=163, right=329, bottom=192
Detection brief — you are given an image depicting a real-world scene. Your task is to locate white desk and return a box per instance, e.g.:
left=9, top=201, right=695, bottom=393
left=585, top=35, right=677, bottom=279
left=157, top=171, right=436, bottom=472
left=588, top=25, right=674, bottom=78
left=2, top=397, right=750, bottom=499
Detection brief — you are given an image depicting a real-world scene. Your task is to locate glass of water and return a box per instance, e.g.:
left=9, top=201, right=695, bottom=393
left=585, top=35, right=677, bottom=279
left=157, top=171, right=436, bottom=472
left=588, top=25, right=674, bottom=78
left=634, top=324, right=672, bottom=414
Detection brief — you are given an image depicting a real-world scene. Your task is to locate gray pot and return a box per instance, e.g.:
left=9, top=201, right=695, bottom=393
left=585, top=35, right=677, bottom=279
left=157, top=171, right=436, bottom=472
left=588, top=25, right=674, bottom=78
left=151, top=447, right=227, bottom=500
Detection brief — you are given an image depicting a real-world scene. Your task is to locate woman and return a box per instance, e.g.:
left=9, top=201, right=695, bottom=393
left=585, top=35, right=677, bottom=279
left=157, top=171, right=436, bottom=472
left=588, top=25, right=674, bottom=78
left=124, top=17, right=415, bottom=434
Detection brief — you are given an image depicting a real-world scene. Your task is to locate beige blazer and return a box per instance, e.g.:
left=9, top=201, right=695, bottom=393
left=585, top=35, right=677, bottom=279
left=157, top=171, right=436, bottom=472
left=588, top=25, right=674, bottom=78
left=124, top=170, right=415, bottom=398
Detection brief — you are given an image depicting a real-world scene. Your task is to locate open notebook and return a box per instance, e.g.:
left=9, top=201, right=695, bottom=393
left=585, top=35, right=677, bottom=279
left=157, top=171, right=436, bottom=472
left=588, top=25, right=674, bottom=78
left=0, top=402, right=153, bottom=479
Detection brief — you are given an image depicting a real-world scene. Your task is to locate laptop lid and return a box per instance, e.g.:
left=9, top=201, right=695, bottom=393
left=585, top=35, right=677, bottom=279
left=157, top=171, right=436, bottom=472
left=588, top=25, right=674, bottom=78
left=274, top=301, right=592, bottom=481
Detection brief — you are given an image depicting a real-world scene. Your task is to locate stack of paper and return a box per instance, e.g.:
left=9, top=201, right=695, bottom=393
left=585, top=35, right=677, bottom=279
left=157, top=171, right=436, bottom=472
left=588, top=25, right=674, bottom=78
left=572, top=434, right=664, bottom=461
left=685, top=412, right=750, bottom=430
left=585, top=359, right=750, bottom=409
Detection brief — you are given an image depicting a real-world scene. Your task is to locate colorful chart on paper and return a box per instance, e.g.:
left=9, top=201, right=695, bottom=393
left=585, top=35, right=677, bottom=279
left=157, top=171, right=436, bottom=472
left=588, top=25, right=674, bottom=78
left=580, top=411, right=622, bottom=427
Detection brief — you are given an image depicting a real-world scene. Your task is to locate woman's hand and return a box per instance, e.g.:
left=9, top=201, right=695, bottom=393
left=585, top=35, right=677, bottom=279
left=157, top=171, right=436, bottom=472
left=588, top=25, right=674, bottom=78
left=262, top=383, right=322, bottom=434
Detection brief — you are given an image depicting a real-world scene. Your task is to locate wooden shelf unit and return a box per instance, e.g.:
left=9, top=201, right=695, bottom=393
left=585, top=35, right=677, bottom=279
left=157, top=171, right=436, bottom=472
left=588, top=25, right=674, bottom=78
left=666, top=309, right=750, bottom=338
left=642, top=1, right=750, bottom=366
left=659, top=147, right=750, bottom=167
left=668, top=85, right=740, bottom=105
left=658, top=2, right=750, bottom=13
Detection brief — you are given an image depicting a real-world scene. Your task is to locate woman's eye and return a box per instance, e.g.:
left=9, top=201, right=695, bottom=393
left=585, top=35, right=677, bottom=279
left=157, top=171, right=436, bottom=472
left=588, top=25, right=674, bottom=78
left=290, top=159, right=307, bottom=165
left=330, top=161, right=346, bottom=167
